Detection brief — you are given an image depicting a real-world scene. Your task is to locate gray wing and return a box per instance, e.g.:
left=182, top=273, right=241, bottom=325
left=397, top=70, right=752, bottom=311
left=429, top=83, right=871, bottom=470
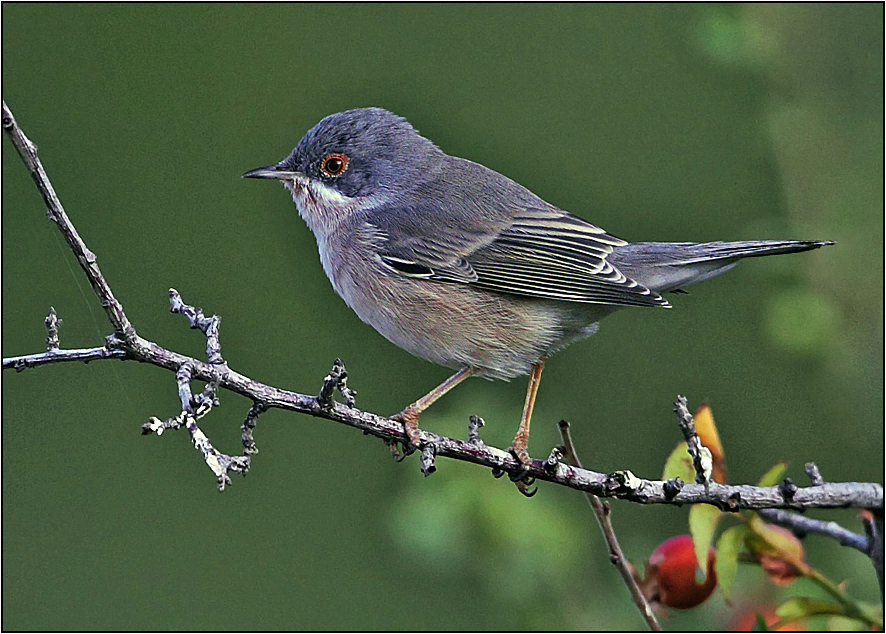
left=468, top=207, right=668, bottom=307
left=369, top=204, right=668, bottom=309
left=364, top=156, right=668, bottom=308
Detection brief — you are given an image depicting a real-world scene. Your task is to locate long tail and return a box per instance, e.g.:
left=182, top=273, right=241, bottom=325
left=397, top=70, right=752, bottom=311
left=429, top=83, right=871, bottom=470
left=608, top=240, right=833, bottom=295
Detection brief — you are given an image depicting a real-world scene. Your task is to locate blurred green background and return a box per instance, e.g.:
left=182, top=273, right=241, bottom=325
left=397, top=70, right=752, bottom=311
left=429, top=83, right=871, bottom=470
left=2, top=4, right=882, bottom=630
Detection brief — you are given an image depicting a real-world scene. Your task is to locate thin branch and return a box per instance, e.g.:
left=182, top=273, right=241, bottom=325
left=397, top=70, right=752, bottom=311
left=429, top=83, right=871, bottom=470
left=862, top=510, right=885, bottom=604
left=2, top=100, right=135, bottom=342
left=44, top=307, right=60, bottom=350
left=805, top=462, right=826, bottom=486
left=318, top=357, right=357, bottom=408
left=241, top=401, right=266, bottom=455
left=558, top=420, right=661, bottom=632
left=674, top=396, right=713, bottom=485
left=4, top=346, right=128, bottom=371
left=467, top=415, right=484, bottom=444
left=169, top=289, right=224, bottom=365
left=1, top=306, right=129, bottom=370
left=173, top=363, right=249, bottom=490
left=420, top=443, right=438, bottom=476
left=7, top=316, right=881, bottom=510
left=757, top=508, right=870, bottom=553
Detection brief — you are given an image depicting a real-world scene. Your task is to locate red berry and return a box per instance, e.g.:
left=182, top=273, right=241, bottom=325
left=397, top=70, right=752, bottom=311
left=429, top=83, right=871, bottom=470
left=645, top=534, right=717, bottom=609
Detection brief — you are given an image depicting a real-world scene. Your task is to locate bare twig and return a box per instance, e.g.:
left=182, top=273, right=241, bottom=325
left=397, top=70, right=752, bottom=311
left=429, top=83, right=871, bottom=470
left=558, top=420, right=661, bottom=632
left=318, top=358, right=356, bottom=408
left=806, top=462, right=826, bottom=486
left=467, top=415, right=485, bottom=445
left=758, top=508, right=870, bottom=552
left=420, top=443, right=437, bottom=475
left=4, top=345, right=128, bottom=371
left=44, top=307, right=60, bottom=350
left=241, top=402, right=266, bottom=455
left=169, top=289, right=224, bottom=365
left=861, top=511, right=885, bottom=604
left=673, top=396, right=712, bottom=486
left=175, top=364, right=248, bottom=490
left=2, top=100, right=135, bottom=342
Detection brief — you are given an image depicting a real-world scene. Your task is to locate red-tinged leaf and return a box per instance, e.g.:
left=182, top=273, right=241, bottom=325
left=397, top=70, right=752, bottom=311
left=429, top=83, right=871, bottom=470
left=714, top=524, right=747, bottom=603
left=689, top=503, right=721, bottom=582
left=694, top=404, right=727, bottom=483
left=758, top=462, right=788, bottom=488
left=747, top=517, right=806, bottom=585
left=758, top=554, right=802, bottom=585
left=749, top=517, right=805, bottom=561
left=662, top=441, right=695, bottom=483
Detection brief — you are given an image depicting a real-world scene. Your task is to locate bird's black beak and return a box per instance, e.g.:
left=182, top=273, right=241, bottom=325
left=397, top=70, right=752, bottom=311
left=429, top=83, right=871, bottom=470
left=242, top=164, right=300, bottom=180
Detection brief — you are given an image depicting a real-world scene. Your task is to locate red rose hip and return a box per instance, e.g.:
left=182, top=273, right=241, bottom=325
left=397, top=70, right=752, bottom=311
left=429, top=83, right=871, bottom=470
left=645, top=534, right=717, bottom=609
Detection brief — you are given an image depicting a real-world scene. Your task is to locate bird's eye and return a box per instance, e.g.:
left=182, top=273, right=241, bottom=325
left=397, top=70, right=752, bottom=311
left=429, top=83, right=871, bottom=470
left=321, top=153, right=349, bottom=177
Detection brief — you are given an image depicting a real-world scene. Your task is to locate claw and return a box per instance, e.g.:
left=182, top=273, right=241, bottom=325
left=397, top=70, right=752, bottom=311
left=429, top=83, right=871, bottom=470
left=391, top=409, right=422, bottom=452
left=506, top=444, right=538, bottom=495
left=492, top=467, right=505, bottom=478
left=389, top=439, right=417, bottom=462
left=509, top=465, right=530, bottom=482
left=515, top=479, right=538, bottom=497
left=510, top=468, right=537, bottom=496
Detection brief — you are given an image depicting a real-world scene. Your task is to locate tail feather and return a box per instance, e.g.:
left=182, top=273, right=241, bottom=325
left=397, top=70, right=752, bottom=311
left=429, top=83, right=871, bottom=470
left=609, top=240, right=833, bottom=294
left=660, top=240, right=834, bottom=264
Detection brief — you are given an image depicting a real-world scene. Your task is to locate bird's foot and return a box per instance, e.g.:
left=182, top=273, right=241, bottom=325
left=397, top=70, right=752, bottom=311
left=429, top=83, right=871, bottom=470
left=390, top=408, right=422, bottom=461
left=506, top=443, right=537, bottom=497
left=388, top=439, right=417, bottom=462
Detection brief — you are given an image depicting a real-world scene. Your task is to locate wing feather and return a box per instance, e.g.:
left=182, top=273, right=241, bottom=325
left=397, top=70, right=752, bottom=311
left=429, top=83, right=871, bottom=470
left=363, top=167, right=667, bottom=308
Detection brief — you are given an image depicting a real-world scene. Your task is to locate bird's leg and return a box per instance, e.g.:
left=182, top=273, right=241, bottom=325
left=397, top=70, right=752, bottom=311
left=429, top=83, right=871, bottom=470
left=393, top=366, right=476, bottom=450
left=507, top=357, right=545, bottom=493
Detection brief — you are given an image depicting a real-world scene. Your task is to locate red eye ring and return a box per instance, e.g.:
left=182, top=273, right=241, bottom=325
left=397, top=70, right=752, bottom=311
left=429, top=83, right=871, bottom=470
left=321, top=153, right=349, bottom=177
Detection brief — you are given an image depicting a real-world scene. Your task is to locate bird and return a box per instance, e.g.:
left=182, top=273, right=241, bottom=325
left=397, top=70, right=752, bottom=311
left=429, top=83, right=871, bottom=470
left=244, top=107, right=831, bottom=491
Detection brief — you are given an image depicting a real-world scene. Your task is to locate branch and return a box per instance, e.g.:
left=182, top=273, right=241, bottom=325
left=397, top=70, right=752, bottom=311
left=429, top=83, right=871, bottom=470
left=4, top=344, right=128, bottom=371
left=5, top=314, right=882, bottom=512
left=2, top=102, right=134, bottom=342
left=758, top=508, right=870, bottom=553
left=862, top=510, right=885, bottom=604
left=2, top=305, right=129, bottom=371
left=3, top=100, right=883, bottom=518
left=557, top=421, right=661, bottom=631
left=674, top=396, right=713, bottom=486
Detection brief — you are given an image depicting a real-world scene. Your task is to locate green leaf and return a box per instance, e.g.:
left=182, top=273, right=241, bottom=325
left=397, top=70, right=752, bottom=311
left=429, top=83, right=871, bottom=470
left=714, top=525, right=748, bottom=603
left=827, top=615, right=871, bottom=631
left=757, top=462, right=788, bottom=487
left=688, top=503, right=721, bottom=582
left=662, top=441, right=695, bottom=483
left=857, top=601, right=886, bottom=629
left=776, top=596, right=846, bottom=620
left=751, top=613, right=771, bottom=631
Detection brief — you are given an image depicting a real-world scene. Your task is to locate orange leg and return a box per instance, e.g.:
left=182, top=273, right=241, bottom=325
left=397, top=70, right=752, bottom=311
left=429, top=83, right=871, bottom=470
left=393, top=366, right=476, bottom=447
left=509, top=357, right=545, bottom=468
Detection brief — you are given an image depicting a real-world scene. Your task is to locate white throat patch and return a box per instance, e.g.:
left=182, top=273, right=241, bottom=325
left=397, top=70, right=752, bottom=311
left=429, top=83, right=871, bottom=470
left=282, top=175, right=369, bottom=237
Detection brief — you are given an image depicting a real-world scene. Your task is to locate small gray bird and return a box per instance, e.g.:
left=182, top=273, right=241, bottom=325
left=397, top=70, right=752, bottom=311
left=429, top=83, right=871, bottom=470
left=245, top=107, right=831, bottom=486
